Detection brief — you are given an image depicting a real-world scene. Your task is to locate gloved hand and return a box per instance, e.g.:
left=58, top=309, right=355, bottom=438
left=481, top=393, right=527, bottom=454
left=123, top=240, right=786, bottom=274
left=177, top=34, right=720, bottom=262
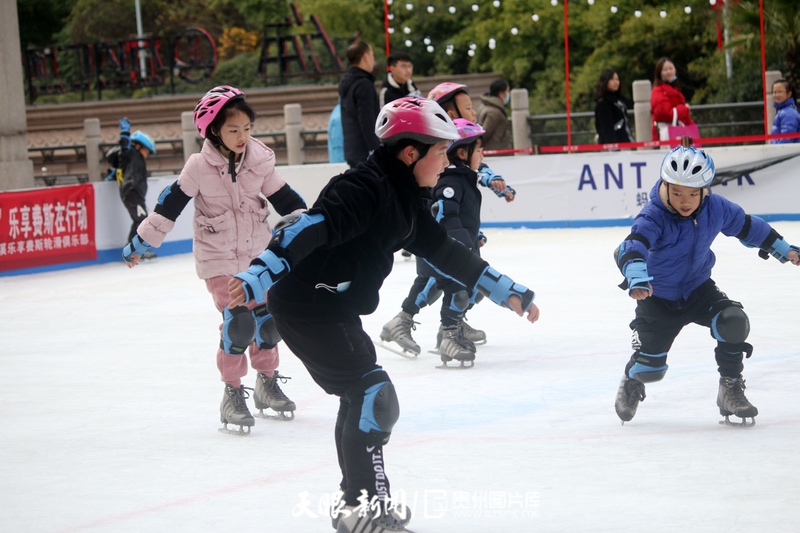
left=119, top=117, right=131, bottom=151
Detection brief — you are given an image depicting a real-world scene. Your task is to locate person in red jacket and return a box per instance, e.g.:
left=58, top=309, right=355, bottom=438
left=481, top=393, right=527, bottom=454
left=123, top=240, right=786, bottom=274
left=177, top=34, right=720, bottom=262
left=650, top=57, right=694, bottom=141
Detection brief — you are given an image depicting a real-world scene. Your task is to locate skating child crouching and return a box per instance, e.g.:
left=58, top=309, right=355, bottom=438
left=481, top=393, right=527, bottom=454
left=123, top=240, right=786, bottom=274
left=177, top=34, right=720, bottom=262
left=123, top=85, right=307, bottom=434
left=227, top=97, right=539, bottom=532
left=614, top=146, right=800, bottom=426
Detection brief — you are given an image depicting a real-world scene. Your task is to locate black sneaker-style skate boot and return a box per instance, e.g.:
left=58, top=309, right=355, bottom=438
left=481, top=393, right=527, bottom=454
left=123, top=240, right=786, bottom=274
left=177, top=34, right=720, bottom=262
left=717, top=376, right=758, bottom=426
left=219, top=384, right=255, bottom=435
left=380, top=312, right=421, bottom=356
left=438, top=325, right=476, bottom=368
left=254, top=371, right=296, bottom=420
left=615, top=375, right=646, bottom=424
left=460, top=321, right=486, bottom=345
left=334, top=503, right=413, bottom=533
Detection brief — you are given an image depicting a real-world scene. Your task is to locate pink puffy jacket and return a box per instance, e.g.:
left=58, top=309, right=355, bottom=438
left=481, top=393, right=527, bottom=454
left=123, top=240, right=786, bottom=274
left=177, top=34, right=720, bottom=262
left=137, top=137, right=288, bottom=279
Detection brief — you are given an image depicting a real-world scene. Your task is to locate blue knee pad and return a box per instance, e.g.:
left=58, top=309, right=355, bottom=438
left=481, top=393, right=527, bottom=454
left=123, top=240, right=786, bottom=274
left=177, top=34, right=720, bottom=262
left=710, top=300, right=750, bottom=344
left=414, top=277, right=442, bottom=310
left=344, top=369, right=399, bottom=446
left=221, top=306, right=256, bottom=355
left=252, top=304, right=281, bottom=349
left=627, top=351, right=668, bottom=383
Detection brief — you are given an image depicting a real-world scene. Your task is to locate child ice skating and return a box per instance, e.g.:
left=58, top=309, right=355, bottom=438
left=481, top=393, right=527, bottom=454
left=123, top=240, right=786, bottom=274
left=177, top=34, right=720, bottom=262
left=123, top=85, right=307, bottom=434
left=228, top=96, right=539, bottom=532
left=614, top=146, right=799, bottom=426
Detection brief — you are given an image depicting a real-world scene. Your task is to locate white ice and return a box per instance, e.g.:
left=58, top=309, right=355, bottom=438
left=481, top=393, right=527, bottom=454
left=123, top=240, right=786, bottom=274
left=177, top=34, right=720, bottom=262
left=2, top=223, right=799, bottom=533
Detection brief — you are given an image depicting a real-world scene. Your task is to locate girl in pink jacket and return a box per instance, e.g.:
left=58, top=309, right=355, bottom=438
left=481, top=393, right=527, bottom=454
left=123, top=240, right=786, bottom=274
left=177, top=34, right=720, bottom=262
left=123, top=86, right=307, bottom=434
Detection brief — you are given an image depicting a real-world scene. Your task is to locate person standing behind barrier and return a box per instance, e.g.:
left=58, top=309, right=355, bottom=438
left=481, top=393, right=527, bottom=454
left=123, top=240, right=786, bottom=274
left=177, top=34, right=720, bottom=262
left=339, top=40, right=381, bottom=168
left=379, top=51, right=421, bottom=107
left=594, top=69, right=634, bottom=144
left=650, top=57, right=694, bottom=141
left=476, top=79, right=512, bottom=151
left=770, top=79, right=800, bottom=144
left=122, top=86, right=307, bottom=435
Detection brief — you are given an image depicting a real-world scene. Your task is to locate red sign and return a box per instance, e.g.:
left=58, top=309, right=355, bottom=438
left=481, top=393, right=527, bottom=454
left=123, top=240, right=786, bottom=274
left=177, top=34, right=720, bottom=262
left=0, top=184, right=96, bottom=272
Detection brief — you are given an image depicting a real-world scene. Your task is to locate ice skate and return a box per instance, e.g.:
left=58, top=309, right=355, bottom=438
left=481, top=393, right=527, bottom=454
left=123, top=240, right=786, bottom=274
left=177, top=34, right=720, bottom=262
left=436, top=325, right=476, bottom=369
left=334, top=503, right=414, bottom=533
left=254, top=371, right=296, bottom=421
left=460, top=320, right=486, bottom=345
left=717, top=376, right=758, bottom=427
left=218, top=384, right=254, bottom=435
left=615, top=375, right=646, bottom=424
left=379, top=312, right=421, bottom=358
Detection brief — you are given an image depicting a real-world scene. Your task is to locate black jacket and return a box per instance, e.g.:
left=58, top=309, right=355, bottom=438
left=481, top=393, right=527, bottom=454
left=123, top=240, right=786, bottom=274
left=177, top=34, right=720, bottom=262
left=338, top=66, right=381, bottom=163
left=594, top=92, right=634, bottom=144
left=379, top=73, right=420, bottom=107
left=120, top=148, right=148, bottom=200
left=267, top=147, right=489, bottom=319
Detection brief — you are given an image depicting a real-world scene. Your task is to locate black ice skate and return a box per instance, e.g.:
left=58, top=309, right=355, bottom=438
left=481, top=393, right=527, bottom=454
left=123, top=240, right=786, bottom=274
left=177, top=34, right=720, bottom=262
left=615, top=375, right=646, bottom=424
left=434, top=321, right=486, bottom=350
left=717, top=376, right=758, bottom=427
left=254, top=371, right=296, bottom=421
left=219, top=384, right=255, bottom=435
left=378, top=312, right=421, bottom=358
left=334, top=503, right=414, bottom=533
left=436, top=325, right=476, bottom=369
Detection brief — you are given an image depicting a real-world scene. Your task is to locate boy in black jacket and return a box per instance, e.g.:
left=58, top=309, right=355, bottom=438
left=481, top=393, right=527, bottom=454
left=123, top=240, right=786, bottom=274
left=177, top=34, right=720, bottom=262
left=228, top=97, right=539, bottom=533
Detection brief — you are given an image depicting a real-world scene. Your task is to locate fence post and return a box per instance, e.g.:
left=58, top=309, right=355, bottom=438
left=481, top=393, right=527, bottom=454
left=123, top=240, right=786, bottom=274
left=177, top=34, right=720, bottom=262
left=632, top=80, right=652, bottom=143
left=84, top=118, right=102, bottom=181
left=510, top=88, right=531, bottom=155
left=765, top=70, right=782, bottom=141
left=284, top=103, right=304, bottom=165
left=181, top=111, right=200, bottom=162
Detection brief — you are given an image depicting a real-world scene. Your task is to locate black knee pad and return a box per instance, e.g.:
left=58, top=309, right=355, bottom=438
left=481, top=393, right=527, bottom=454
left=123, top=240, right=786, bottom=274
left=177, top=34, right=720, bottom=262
left=710, top=301, right=750, bottom=344
left=625, top=352, right=668, bottom=383
left=252, top=304, right=281, bottom=349
left=221, top=306, right=256, bottom=355
left=344, top=369, right=399, bottom=446
left=448, top=290, right=470, bottom=314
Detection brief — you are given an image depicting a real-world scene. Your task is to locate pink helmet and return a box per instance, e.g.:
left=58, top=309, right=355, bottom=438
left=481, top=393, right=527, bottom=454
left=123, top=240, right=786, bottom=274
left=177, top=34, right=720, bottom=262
left=193, top=85, right=245, bottom=138
left=448, top=119, right=485, bottom=153
left=375, top=97, right=460, bottom=145
left=427, top=82, right=469, bottom=105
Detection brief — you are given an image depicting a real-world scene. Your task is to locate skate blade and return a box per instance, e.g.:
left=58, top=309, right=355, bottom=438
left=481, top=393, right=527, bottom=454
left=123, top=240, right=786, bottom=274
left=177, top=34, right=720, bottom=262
left=436, top=360, right=475, bottom=369
left=719, top=415, right=756, bottom=427
left=218, top=423, right=252, bottom=435
left=255, top=408, right=295, bottom=421
left=374, top=339, right=419, bottom=359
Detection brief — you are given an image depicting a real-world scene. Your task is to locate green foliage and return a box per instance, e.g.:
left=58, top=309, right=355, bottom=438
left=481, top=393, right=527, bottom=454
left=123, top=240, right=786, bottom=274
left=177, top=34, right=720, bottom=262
left=207, top=52, right=262, bottom=90
left=17, top=0, right=76, bottom=48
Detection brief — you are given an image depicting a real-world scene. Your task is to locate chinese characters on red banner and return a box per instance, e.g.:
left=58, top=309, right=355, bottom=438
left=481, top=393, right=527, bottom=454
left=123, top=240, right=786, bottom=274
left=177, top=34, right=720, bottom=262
left=0, top=184, right=96, bottom=272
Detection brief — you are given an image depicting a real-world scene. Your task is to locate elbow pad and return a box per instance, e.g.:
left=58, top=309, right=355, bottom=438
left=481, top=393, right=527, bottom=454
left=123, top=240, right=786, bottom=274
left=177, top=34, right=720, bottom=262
left=154, top=182, right=191, bottom=222
left=475, top=266, right=534, bottom=312
left=234, top=251, right=291, bottom=305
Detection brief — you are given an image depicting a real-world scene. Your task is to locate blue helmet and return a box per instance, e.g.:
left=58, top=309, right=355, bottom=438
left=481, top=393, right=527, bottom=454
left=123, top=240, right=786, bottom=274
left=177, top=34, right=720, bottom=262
left=131, top=131, right=156, bottom=154
left=660, top=146, right=714, bottom=187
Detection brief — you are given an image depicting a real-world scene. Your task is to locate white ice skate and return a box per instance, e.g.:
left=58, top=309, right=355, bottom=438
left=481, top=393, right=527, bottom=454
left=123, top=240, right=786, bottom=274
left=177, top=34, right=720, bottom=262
left=218, top=384, right=255, bottom=435
left=254, top=371, right=296, bottom=421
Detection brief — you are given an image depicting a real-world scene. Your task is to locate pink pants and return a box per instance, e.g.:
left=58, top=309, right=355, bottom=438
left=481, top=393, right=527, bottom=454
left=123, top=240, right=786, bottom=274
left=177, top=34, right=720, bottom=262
left=205, top=275, right=279, bottom=388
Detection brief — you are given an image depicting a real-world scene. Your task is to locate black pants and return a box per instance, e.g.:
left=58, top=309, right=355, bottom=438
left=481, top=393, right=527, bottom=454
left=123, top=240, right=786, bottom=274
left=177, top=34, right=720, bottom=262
left=122, top=190, right=148, bottom=243
left=628, top=279, right=745, bottom=378
left=272, top=311, right=392, bottom=506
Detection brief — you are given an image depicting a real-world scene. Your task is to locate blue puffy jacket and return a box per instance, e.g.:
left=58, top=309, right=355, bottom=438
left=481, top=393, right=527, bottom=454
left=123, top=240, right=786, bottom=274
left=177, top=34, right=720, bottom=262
left=771, top=97, right=800, bottom=143
left=617, top=180, right=773, bottom=303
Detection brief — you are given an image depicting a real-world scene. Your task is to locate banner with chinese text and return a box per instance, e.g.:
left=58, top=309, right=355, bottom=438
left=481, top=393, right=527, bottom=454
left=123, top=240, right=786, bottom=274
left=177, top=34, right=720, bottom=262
left=0, top=184, right=96, bottom=272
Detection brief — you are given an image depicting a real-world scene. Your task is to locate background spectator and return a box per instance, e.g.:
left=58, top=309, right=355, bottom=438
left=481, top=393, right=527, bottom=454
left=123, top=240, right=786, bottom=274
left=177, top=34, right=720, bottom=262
left=379, top=51, right=421, bottom=107
left=594, top=69, right=634, bottom=144
left=770, top=79, right=800, bottom=144
left=477, top=79, right=512, bottom=150
left=650, top=57, right=694, bottom=141
left=338, top=40, right=380, bottom=168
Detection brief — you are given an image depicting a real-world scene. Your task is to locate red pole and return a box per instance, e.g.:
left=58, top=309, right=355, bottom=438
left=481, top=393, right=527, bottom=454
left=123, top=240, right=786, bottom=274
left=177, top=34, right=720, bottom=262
left=384, top=0, right=391, bottom=58
left=563, top=1, right=572, bottom=148
left=760, top=0, right=768, bottom=135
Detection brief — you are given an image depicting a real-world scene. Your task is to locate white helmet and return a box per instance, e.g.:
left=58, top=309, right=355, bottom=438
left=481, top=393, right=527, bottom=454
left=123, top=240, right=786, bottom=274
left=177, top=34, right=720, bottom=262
left=660, top=146, right=715, bottom=187
left=375, top=96, right=460, bottom=145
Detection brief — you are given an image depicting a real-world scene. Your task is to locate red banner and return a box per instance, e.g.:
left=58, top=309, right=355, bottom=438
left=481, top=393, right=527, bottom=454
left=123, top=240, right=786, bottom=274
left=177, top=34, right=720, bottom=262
left=0, top=184, right=96, bottom=272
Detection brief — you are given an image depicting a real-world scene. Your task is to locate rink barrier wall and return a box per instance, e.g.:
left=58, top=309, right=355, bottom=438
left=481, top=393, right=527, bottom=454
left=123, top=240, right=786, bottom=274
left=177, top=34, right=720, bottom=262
left=2, top=145, right=798, bottom=276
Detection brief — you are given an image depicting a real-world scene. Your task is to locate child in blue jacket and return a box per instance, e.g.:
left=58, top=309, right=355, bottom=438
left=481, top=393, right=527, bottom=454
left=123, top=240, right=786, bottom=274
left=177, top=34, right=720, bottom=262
left=770, top=79, right=800, bottom=143
left=614, top=146, right=799, bottom=426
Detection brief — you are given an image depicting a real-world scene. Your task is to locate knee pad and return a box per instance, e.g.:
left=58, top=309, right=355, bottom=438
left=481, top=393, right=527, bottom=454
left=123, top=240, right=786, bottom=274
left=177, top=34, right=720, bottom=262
left=414, top=277, right=442, bottom=310
left=344, top=369, right=399, bottom=446
left=710, top=301, right=750, bottom=344
left=626, top=351, right=668, bottom=383
left=252, top=304, right=281, bottom=349
left=448, top=290, right=470, bottom=314
left=221, top=306, right=256, bottom=355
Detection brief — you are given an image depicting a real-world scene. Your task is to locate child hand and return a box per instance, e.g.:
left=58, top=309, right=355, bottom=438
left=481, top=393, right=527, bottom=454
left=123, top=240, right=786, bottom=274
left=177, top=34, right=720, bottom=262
left=228, top=277, right=247, bottom=307
left=629, top=285, right=652, bottom=300
left=789, top=249, right=800, bottom=266
left=508, top=295, right=540, bottom=323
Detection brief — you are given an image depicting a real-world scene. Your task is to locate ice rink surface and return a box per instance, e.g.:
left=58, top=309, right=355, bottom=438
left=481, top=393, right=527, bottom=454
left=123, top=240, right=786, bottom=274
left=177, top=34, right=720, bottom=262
left=2, top=223, right=799, bottom=533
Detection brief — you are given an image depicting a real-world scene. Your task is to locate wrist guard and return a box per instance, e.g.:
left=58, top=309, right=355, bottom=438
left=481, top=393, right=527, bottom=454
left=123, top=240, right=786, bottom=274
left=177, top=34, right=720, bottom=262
left=234, top=251, right=290, bottom=305
left=623, top=260, right=653, bottom=293
left=123, top=235, right=150, bottom=262
left=476, top=266, right=534, bottom=312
